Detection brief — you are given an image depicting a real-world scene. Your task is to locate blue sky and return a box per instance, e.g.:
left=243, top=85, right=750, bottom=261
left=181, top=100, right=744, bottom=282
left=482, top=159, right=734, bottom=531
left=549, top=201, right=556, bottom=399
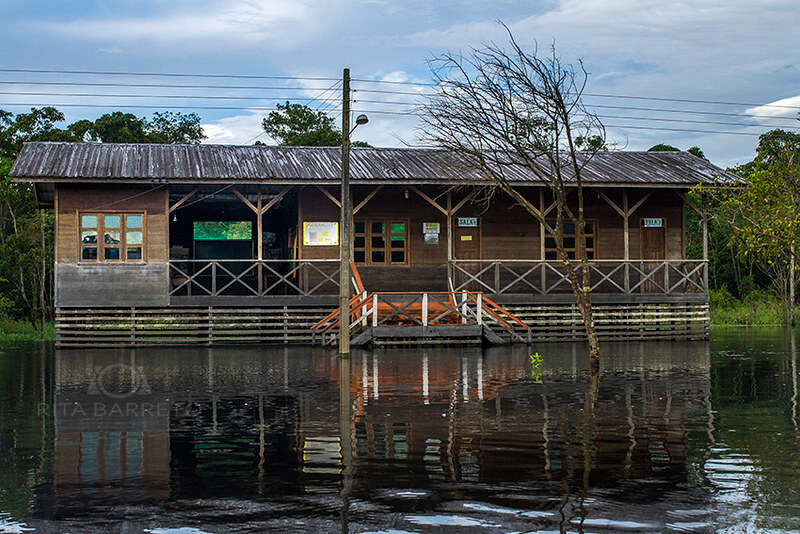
left=2, top=0, right=799, bottom=167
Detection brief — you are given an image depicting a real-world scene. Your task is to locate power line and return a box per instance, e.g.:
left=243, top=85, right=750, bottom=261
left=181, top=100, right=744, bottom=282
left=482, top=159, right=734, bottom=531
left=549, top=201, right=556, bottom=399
left=0, top=67, right=338, bottom=82
left=0, top=80, right=334, bottom=91
left=353, top=81, right=800, bottom=111
left=0, top=90, right=341, bottom=103
left=353, top=97, right=800, bottom=121
left=348, top=108, right=771, bottom=136
left=3, top=68, right=796, bottom=111
left=0, top=103, right=287, bottom=111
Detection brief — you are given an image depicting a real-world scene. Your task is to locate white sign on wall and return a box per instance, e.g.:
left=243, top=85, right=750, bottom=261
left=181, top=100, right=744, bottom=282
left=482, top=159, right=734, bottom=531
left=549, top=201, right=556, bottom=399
left=457, top=217, right=478, bottom=227
left=303, top=222, right=339, bottom=246
left=423, top=222, right=440, bottom=234
left=642, top=218, right=663, bottom=228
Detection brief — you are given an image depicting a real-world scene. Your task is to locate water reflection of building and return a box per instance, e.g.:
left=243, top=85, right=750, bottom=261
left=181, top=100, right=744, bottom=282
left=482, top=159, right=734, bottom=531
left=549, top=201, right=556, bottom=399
left=52, top=343, right=712, bottom=512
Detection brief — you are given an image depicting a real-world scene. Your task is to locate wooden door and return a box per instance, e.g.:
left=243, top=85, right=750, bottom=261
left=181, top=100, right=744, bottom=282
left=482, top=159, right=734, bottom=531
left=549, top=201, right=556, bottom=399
left=640, top=224, right=665, bottom=293
left=454, top=223, right=481, bottom=290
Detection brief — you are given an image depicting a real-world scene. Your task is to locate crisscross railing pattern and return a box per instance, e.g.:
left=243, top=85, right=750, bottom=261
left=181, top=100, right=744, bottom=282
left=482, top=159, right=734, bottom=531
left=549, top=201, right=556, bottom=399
left=450, top=259, right=708, bottom=295
left=169, top=259, right=340, bottom=297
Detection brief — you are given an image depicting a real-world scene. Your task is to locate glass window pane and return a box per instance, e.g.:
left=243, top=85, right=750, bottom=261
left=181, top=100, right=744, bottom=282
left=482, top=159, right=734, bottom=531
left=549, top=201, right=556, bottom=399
left=354, top=250, right=365, bottom=263
left=371, top=236, right=385, bottom=249
left=545, top=237, right=556, bottom=249
left=391, top=236, right=405, bottom=248
left=563, top=223, right=575, bottom=235
left=105, top=247, right=120, bottom=260
left=354, top=221, right=365, bottom=234
left=104, top=215, right=121, bottom=228
left=584, top=222, right=594, bottom=234
left=81, top=215, right=97, bottom=228
left=126, top=247, right=142, bottom=260
left=391, top=251, right=405, bottom=263
left=567, top=251, right=576, bottom=259
left=371, top=222, right=384, bottom=234
left=545, top=251, right=557, bottom=260
left=354, top=236, right=365, bottom=248
left=82, top=247, right=97, bottom=260
left=126, top=231, right=143, bottom=245
left=586, top=251, right=595, bottom=260
left=586, top=237, right=594, bottom=248
left=105, top=231, right=121, bottom=245
left=563, top=237, right=575, bottom=249
left=81, top=231, right=97, bottom=244
left=371, top=250, right=385, bottom=263
left=126, top=215, right=143, bottom=228
left=390, top=222, right=405, bottom=234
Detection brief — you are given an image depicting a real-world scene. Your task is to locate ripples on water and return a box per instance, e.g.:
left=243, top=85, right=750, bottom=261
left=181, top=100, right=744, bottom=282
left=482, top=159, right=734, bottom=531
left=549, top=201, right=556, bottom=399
left=0, top=329, right=799, bottom=532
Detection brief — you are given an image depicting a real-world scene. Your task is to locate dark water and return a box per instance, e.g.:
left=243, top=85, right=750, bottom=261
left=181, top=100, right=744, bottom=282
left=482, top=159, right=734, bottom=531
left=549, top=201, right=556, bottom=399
left=1, top=330, right=799, bottom=532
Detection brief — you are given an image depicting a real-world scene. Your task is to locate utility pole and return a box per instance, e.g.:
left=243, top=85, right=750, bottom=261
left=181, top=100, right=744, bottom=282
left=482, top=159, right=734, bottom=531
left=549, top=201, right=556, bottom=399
left=339, top=68, right=352, bottom=356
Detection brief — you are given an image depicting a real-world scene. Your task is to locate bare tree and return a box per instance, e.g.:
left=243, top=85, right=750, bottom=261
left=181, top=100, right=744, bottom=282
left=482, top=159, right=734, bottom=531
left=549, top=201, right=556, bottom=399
left=420, top=26, right=605, bottom=367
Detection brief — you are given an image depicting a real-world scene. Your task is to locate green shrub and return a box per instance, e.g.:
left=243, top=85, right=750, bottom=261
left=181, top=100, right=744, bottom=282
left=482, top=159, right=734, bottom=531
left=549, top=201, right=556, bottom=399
left=0, top=318, right=55, bottom=341
left=710, top=287, right=785, bottom=326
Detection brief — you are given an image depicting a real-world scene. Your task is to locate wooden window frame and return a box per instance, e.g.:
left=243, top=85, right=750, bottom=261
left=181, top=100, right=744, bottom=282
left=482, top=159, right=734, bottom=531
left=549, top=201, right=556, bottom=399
left=544, top=219, right=599, bottom=260
left=353, top=218, right=409, bottom=266
left=78, top=211, right=146, bottom=263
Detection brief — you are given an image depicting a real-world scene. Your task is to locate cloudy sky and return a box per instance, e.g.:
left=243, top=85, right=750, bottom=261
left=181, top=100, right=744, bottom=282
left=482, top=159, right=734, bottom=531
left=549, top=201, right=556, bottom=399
left=2, top=0, right=799, bottom=167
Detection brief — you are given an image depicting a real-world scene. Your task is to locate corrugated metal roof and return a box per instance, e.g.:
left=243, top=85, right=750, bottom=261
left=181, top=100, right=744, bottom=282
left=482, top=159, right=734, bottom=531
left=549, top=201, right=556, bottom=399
left=10, top=141, right=739, bottom=186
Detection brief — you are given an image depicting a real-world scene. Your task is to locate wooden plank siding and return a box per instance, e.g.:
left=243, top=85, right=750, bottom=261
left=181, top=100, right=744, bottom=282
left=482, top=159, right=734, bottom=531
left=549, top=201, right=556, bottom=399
left=55, top=184, right=169, bottom=307
left=296, top=185, right=687, bottom=293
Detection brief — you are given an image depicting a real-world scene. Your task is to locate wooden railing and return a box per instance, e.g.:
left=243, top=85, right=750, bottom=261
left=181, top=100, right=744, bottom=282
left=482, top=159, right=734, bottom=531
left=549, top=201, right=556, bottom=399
left=168, top=259, right=340, bottom=297
left=449, top=259, right=708, bottom=295
left=311, top=291, right=529, bottom=345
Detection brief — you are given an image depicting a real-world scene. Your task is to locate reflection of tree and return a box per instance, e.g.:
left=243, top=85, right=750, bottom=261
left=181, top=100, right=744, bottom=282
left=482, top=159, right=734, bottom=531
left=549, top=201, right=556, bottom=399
left=194, top=221, right=252, bottom=240
left=0, top=345, right=54, bottom=517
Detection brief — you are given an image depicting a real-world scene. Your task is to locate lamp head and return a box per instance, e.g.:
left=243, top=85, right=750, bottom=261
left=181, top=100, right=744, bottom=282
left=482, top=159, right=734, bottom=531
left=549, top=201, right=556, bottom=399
left=355, top=114, right=369, bottom=126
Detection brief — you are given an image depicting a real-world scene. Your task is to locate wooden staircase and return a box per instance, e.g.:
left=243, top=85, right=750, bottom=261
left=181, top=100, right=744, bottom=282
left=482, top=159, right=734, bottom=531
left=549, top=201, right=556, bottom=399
left=311, top=263, right=530, bottom=348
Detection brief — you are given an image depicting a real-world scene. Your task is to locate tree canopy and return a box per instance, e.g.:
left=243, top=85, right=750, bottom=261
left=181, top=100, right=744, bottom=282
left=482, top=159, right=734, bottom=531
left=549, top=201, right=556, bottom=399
left=0, top=108, right=205, bottom=157
left=261, top=101, right=370, bottom=147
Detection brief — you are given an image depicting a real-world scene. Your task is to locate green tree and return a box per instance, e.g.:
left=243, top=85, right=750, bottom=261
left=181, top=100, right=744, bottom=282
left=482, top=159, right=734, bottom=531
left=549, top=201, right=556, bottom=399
left=69, top=111, right=205, bottom=144
left=713, top=129, right=800, bottom=320
left=0, top=106, right=206, bottom=328
left=647, top=143, right=679, bottom=152
left=145, top=111, right=205, bottom=144
left=0, top=107, right=79, bottom=158
left=262, top=102, right=342, bottom=146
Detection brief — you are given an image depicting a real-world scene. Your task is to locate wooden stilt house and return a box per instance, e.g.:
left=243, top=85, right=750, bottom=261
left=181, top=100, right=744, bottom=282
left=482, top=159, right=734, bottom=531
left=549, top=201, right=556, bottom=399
left=11, top=142, right=734, bottom=347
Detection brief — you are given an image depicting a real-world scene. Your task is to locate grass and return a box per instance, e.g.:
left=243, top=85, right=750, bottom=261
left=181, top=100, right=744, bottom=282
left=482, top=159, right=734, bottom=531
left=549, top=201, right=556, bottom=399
left=710, top=288, right=787, bottom=326
left=0, top=318, right=55, bottom=342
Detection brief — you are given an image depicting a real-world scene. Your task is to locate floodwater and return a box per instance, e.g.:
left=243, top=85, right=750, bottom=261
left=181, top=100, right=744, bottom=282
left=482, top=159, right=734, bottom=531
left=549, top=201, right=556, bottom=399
left=0, top=330, right=799, bottom=533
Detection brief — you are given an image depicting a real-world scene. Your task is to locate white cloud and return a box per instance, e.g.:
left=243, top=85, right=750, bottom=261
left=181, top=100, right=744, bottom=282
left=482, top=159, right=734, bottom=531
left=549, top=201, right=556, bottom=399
left=37, top=0, right=322, bottom=48
left=202, top=111, right=268, bottom=145
left=745, top=95, right=800, bottom=120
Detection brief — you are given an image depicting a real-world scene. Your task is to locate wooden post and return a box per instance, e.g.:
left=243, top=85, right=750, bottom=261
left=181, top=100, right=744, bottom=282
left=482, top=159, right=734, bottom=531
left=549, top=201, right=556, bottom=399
left=623, top=190, right=630, bottom=293
left=702, top=194, right=709, bottom=292
left=362, top=290, right=368, bottom=327
left=461, top=291, right=468, bottom=324
left=372, top=294, right=378, bottom=327
left=339, top=68, right=352, bottom=356
left=476, top=293, right=483, bottom=325
left=422, top=293, right=429, bottom=326
left=447, top=191, right=453, bottom=288
left=539, top=189, right=546, bottom=292
left=257, top=191, right=263, bottom=295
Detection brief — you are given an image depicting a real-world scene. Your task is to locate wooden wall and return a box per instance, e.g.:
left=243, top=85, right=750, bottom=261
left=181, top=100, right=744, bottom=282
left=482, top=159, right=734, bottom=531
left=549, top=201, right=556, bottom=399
left=297, top=185, right=686, bottom=265
left=55, top=185, right=169, bottom=307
